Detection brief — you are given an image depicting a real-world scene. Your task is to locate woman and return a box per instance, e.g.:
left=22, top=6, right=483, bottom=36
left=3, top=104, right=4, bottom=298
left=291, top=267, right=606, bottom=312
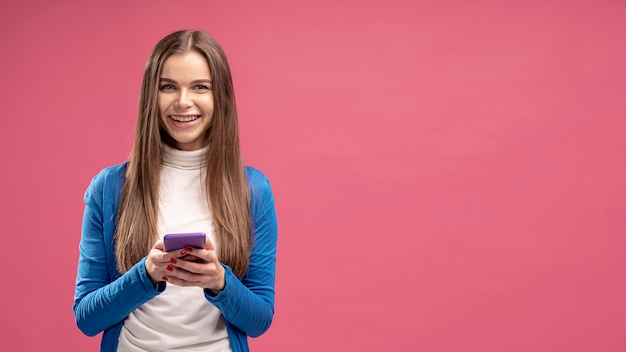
left=73, top=30, right=278, bottom=352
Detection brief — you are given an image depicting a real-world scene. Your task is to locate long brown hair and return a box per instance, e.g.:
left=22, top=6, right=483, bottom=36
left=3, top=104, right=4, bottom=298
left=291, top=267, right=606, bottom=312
left=114, top=30, right=251, bottom=277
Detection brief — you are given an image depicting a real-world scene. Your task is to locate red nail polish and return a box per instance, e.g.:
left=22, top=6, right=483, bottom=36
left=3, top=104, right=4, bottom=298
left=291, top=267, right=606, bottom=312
left=161, top=276, right=168, bottom=281
left=169, top=258, right=177, bottom=264
left=180, top=249, right=189, bottom=255
left=165, top=265, right=173, bottom=272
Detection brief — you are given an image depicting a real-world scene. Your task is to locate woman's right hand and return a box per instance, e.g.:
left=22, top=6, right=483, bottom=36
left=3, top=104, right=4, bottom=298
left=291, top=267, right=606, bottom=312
left=145, top=240, right=177, bottom=285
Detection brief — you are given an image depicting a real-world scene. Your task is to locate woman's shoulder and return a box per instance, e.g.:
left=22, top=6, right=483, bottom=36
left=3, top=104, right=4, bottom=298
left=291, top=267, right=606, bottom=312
left=244, top=166, right=274, bottom=200
left=91, top=162, right=128, bottom=185
left=244, top=166, right=270, bottom=185
left=244, top=166, right=276, bottom=224
left=84, top=162, right=128, bottom=199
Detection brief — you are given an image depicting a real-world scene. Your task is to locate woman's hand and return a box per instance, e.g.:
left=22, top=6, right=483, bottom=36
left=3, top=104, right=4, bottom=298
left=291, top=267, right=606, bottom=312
left=145, top=240, right=180, bottom=285
left=161, top=239, right=226, bottom=294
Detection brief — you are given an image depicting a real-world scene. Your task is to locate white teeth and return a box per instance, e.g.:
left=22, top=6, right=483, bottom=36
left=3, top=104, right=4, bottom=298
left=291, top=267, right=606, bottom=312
left=170, top=115, right=200, bottom=122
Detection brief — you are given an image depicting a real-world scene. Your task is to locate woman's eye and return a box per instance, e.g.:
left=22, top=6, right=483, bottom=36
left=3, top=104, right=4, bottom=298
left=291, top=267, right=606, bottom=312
left=160, top=84, right=175, bottom=90
left=193, top=85, right=210, bottom=90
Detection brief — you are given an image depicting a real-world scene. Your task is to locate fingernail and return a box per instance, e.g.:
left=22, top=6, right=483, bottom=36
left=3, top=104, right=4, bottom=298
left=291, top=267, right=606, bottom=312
left=165, top=265, right=173, bottom=272
left=180, top=249, right=189, bottom=255
left=161, top=276, right=168, bottom=281
left=169, top=258, right=177, bottom=264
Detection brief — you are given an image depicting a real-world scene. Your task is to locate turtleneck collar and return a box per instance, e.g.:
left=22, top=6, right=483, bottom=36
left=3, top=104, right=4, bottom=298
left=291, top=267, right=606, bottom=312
left=162, top=143, right=209, bottom=170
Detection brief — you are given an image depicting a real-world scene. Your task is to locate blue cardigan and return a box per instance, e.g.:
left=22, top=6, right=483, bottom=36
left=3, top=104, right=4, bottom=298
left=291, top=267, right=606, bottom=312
left=73, top=163, right=277, bottom=351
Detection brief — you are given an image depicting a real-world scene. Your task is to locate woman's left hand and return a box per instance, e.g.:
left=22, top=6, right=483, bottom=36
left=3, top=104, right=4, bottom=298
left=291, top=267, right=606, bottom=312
left=163, top=239, right=226, bottom=294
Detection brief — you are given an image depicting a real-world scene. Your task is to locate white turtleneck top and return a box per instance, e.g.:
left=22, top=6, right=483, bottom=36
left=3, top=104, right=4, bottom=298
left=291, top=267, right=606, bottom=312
left=117, top=144, right=231, bottom=352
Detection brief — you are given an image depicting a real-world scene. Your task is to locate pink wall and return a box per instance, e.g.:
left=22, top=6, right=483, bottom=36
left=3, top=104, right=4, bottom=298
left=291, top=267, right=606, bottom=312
left=1, top=1, right=625, bottom=351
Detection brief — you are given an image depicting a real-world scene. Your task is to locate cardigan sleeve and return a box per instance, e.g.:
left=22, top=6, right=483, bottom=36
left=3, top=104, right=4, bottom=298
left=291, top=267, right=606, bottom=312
left=204, top=167, right=278, bottom=337
left=73, top=165, right=164, bottom=337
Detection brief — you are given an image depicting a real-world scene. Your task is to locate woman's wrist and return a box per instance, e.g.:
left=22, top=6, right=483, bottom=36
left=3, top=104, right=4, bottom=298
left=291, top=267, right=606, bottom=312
left=204, top=276, right=226, bottom=296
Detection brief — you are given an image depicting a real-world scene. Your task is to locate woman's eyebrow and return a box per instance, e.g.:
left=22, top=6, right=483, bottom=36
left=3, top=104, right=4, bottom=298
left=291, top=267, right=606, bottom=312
left=159, top=77, right=212, bottom=84
left=190, top=79, right=212, bottom=84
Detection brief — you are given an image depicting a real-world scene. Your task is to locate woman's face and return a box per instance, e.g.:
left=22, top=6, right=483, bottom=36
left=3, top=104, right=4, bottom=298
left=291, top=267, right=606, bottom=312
left=158, top=50, right=214, bottom=151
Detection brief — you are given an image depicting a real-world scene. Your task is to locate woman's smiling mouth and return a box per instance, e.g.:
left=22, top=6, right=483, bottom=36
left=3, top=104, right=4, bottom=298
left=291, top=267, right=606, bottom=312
left=170, top=115, right=201, bottom=122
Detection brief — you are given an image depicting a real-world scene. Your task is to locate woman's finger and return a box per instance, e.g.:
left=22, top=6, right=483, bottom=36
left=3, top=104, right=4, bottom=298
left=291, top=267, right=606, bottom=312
left=180, top=246, right=218, bottom=264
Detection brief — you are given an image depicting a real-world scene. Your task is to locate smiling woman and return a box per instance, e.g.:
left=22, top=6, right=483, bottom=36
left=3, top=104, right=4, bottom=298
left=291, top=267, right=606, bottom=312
left=158, top=51, right=215, bottom=151
left=72, top=30, right=278, bottom=352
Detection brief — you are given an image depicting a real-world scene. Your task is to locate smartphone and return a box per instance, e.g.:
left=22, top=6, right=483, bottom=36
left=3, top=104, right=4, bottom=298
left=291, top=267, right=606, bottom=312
left=163, top=232, right=206, bottom=252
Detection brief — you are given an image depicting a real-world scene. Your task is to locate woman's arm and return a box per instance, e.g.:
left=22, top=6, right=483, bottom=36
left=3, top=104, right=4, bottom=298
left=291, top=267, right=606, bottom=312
left=204, top=167, right=278, bottom=337
left=73, top=167, right=164, bottom=336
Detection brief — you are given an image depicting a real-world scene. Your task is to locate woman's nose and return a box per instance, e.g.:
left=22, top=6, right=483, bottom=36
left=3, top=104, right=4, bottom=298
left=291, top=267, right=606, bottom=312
left=175, top=90, right=192, bottom=108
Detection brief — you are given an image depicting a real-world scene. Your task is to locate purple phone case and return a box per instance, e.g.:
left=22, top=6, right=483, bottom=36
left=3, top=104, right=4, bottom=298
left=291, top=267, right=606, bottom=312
left=163, top=232, right=206, bottom=252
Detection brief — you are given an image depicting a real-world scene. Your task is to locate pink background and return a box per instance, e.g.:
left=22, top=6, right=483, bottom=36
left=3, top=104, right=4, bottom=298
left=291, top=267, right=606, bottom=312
left=1, top=1, right=625, bottom=351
